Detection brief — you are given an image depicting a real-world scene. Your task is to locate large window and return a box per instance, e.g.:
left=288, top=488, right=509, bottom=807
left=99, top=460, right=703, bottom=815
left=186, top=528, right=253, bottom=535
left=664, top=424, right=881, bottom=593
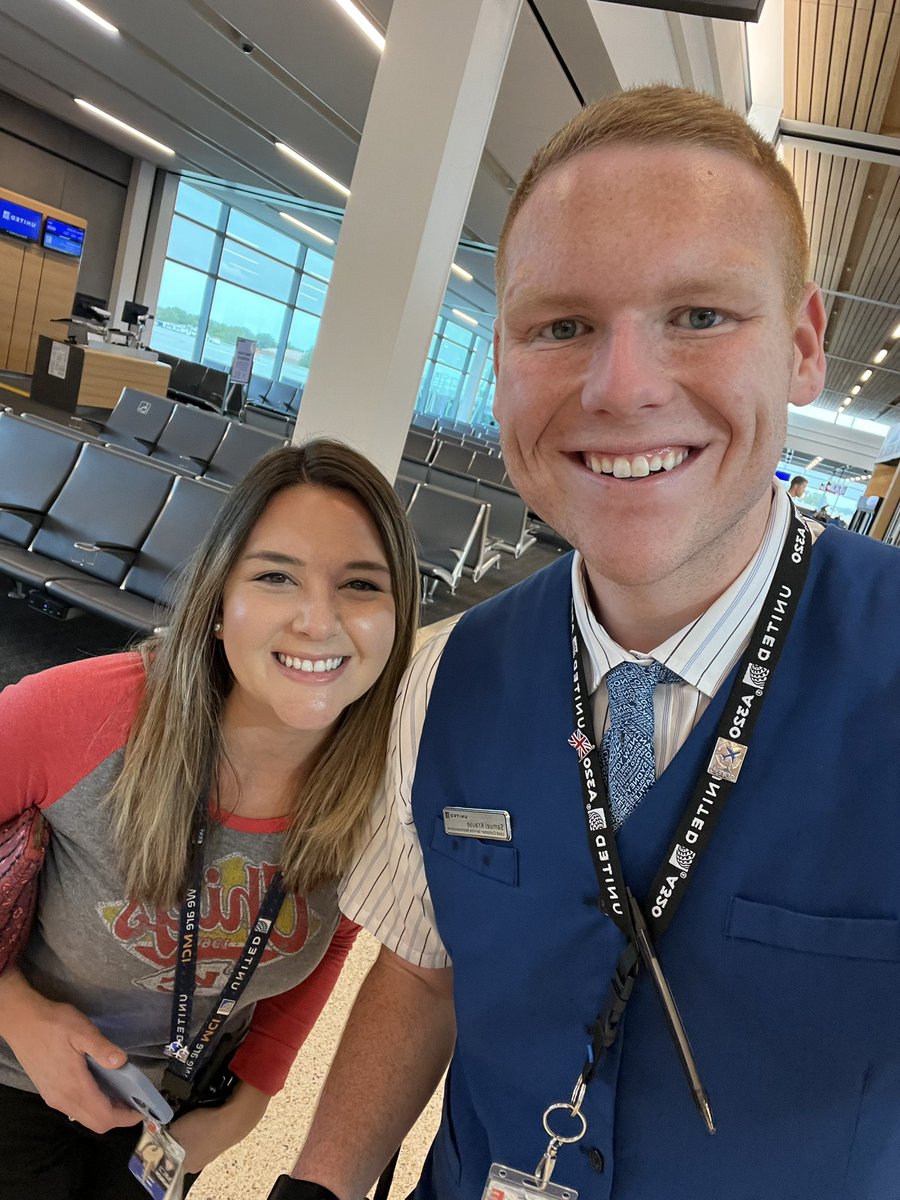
left=154, top=181, right=499, bottom=424
left=416, top=316, right=495, bottom=427
left=151, top=182, right=334, bottom=384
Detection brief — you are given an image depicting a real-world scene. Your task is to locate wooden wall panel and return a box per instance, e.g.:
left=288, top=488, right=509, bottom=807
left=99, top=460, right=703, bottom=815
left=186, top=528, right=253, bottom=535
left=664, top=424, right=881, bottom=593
left=8, top=247, right=41, bottom=372
left=0, top=186, right=86, bottom=372
left=27, top=253, right=80, bottom=372
left=0, top=238, right=24, bottom=367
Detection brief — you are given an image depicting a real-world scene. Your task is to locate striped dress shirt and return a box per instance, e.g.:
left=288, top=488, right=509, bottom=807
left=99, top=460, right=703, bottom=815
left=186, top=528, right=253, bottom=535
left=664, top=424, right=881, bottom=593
left=339, top=487, right=817, bottom=969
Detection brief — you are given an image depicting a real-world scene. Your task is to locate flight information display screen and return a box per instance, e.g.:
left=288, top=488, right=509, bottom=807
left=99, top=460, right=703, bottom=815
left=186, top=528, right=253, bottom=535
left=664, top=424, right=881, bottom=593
left=43, top=217, right=85, bottom=257
left=0, top=198, right=42, bottom=241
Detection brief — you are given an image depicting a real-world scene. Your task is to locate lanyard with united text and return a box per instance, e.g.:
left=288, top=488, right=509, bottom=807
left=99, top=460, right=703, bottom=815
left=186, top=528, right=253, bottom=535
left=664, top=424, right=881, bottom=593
left=160, top=817, right=286, bottom=1103
left=519, top=512, right=813, bottom=1194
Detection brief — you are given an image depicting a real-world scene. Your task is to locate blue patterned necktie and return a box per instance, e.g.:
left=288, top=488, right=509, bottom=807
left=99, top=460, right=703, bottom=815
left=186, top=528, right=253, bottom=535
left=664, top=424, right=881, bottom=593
left=602, top=660, right=680, bottom=828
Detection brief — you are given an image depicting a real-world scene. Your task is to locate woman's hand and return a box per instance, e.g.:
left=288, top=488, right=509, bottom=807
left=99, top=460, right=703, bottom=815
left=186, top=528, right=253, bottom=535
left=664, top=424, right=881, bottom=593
left=0, top=967, right=142, bottom=1133
left=170, top=1080, right=271, bottom=1174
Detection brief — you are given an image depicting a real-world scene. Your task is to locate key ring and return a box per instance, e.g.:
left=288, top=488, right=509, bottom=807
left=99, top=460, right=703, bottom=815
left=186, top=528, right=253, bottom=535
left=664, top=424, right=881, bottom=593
left=542, top=1101, right=588, bottom=1144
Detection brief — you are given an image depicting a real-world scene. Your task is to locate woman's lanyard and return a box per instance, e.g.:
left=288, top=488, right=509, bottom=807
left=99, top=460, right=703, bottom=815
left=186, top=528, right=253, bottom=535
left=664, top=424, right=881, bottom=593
left=531, top=511, right=812, bottom=1190
left=161, top=818, right=285, bottom=1103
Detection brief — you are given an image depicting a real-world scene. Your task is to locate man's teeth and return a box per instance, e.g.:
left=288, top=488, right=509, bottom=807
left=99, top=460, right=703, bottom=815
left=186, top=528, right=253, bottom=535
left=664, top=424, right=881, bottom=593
left=590, top=449, right=689, bottom=478
left=276, top=654, right=344, bottom=673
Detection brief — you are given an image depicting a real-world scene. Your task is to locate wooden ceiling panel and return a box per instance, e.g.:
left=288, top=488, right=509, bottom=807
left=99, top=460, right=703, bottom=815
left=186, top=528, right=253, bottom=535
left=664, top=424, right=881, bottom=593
left=824, top=4, right=856, bottom=126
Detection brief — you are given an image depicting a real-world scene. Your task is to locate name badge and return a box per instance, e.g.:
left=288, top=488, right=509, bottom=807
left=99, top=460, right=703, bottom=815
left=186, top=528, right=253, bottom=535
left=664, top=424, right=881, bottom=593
left=443, top=807, right=511, bottom=841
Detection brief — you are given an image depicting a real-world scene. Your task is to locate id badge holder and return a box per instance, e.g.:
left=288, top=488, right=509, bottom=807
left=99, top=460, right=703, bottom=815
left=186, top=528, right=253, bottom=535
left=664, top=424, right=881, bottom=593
left=481, top=1163, right=578, bottom=1200
left=128, top=1120, right=186, bottom=1200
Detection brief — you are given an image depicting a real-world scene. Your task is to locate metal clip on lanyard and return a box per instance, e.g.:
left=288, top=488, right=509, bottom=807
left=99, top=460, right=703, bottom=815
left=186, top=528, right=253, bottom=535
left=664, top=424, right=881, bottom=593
left=534, top=1076, right=589, bottom=1190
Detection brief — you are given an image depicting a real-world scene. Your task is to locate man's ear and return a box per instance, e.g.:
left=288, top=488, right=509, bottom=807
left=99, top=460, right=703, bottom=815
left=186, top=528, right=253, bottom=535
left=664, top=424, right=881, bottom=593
left=789, top=283, right=827, bottom=410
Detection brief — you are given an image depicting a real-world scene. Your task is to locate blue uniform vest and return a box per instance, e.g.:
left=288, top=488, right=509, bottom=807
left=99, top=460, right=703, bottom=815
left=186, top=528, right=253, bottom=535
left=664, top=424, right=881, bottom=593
left=411, top=527, right=900, bottom=1200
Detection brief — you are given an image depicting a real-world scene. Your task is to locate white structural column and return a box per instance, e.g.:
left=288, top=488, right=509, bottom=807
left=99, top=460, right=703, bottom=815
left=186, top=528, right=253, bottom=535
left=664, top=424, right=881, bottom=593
left=293, top=0, right=522, bottom=482
left=107, top=159, right=157, bottom=326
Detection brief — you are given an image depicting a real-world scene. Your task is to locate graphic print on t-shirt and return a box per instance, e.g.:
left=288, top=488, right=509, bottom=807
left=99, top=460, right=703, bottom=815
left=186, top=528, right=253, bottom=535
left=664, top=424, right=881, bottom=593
left=96, top=854, right=316, bottom=992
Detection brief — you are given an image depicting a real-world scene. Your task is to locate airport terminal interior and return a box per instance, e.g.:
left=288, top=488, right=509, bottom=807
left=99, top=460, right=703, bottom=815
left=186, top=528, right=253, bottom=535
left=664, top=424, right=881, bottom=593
left=2, top=0, right=900, bottom=1194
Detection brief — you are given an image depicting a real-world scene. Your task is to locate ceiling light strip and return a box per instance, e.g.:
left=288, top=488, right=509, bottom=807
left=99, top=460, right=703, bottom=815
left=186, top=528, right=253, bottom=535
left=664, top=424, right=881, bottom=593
left=279, top=212, right=335, bottom=245
left=451, top=308, right=479, bottom=327
left=329, top=0, right=386, bottom=51
left=450, top=263, right=473, bottom=282
left=74, top=99, right=174, bottom=154
left=275, top=143, right=350, bottom=197
left=59, top=0, right=118, bottom=34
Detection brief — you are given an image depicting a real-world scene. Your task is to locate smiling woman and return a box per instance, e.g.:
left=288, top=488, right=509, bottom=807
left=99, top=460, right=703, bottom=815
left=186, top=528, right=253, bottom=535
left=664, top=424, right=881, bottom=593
left=0, top=441, right=419, bottom=1198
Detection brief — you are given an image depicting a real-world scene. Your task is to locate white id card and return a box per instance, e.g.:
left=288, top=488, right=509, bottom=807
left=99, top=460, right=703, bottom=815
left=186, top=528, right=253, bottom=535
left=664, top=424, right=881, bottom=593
left=481, top=1163, right=578, bottom=1200
left=128, top=1120, right=185, bottom=1200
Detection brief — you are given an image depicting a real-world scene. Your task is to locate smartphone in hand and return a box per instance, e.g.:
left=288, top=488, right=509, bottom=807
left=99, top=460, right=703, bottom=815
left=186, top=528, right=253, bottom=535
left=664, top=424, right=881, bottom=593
left=86, top=1055, right=174, bottom=1124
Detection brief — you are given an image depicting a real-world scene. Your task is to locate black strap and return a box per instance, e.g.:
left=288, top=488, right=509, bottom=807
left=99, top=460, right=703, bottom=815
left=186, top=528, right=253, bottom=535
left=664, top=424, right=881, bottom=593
left=571, top=510, right=812, bottom=1077
left=161, top=815, right=286, bottom=1101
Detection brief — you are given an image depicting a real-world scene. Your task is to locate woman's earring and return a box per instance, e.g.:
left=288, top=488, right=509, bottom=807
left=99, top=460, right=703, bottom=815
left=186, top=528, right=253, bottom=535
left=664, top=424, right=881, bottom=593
left=213, top=621, right=223, bottom=633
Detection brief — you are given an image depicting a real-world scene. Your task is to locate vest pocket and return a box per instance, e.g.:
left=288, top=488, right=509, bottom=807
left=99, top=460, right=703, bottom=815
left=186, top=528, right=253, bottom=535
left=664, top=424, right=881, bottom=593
left=726, top=895, right=900, bottom=962
left=429, top=817, right=519, bottom=885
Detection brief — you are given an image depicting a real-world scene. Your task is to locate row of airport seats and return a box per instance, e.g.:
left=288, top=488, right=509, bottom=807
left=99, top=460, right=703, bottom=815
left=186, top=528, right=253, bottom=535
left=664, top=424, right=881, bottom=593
left=411, top=412, right=501, bottom=450
left=399, top=458, right=535, bottom=560
left=155, top=351, right=233, bottom=414
left=241, top=377, right=305, bottom=438
left=394, top=475, right=499, bottom=596
left=48, top=388, right=285, bottom=488
left=0, top=406, right=285, bottom=632
left=403, top=429, right=509, bottom=485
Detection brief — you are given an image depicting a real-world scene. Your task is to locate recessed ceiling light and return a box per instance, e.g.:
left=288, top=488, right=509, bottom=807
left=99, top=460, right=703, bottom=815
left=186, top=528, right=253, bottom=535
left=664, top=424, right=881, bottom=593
left=329, top=0, right=385, bottom=51
left=59, top=0, right=118, bottom=33
left=74, top=99, right=174, bottom=154
left=873, top=348, right=888, bottom=364
left=450, top=263, right=473, bottom=282
left=860, top=369, right=873, bottom=381
left=851, top=385, right=861, bottom=395
left=892, top=323, right=900, bottom=340
left=841, top=398, right=852, bottom=407
left=275, top=143, right=350, bottom=198
left=279, top=212, right=335, bottom=245
left=451, top=308, right=479, bottom=327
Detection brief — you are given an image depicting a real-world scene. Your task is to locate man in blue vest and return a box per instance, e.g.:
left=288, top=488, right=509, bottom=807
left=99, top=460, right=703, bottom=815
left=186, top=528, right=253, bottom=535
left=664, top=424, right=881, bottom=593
left=267, top=86, right=900, bottom=1200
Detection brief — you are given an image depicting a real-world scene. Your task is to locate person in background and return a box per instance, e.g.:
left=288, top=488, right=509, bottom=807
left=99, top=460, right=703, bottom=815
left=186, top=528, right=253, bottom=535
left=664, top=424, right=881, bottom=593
left=787, top=474, right=809, bottom=503
left=265, top=85, right=900, bottom=1200
left=0, top=440, right=418, bottom=1200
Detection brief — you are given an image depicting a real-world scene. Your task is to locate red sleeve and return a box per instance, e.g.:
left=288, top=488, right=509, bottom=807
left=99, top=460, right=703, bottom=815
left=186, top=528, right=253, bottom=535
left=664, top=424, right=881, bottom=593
left=229, top=916, right=360, bottom=1095
left=0, top=653, right=144, bottom=820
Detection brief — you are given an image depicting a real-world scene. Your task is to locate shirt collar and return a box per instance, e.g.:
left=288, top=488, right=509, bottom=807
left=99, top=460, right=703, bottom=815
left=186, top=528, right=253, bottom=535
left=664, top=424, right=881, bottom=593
left=571, top=486, right=794, bottom=697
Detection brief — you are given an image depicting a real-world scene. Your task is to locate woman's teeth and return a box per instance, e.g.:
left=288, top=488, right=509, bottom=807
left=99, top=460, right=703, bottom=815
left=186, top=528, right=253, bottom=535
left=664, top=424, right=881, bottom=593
left=587, top=449, right=690, bottom=478
left=276, top=654, right=344, bottom=673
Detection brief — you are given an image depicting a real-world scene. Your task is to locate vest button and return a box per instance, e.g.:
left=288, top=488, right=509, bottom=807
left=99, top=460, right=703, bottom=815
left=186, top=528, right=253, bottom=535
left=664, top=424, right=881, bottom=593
left=586, top=1146, right=605, bottom=1173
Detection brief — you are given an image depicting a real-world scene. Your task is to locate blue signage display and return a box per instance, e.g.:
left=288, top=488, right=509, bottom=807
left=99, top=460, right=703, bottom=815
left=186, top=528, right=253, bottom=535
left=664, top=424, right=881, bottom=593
left=43, top=217, right=85, bottom=258
left=0, top=198, right=42, bottom=242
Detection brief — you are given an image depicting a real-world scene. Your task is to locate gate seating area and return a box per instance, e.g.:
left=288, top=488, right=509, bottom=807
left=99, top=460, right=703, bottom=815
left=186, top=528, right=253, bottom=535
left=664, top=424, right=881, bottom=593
left=0, top=405, right=283, bottom=633
left=398, top=454, right=534, bottom=560
left=403, top=482, right=498, bottom=595
left=20, top=388, right=286, bottom=482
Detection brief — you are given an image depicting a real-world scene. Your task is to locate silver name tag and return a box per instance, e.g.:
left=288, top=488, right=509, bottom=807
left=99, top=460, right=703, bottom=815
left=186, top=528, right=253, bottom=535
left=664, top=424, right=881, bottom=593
left=443, top=807, right=511, bottom=841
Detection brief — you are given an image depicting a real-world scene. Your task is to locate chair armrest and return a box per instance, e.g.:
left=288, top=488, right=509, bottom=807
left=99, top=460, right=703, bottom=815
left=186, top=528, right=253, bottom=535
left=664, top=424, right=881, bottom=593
left=0, top=502, right=42, bottom=517
left=69, top=415, right=105, bottom=431
left=73, top=540, right=138, bottom=565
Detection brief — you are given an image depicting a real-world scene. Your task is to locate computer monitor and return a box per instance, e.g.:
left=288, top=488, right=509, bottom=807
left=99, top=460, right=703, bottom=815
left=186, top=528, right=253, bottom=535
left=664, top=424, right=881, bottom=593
left=121, top=300, right=149, bottom=326
left=72, top=292, right=109, bottom=321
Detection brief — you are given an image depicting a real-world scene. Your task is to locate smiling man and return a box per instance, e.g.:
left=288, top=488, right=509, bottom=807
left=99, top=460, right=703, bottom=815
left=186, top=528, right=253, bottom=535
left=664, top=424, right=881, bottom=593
left=267, top=86, right=900, bottom=1200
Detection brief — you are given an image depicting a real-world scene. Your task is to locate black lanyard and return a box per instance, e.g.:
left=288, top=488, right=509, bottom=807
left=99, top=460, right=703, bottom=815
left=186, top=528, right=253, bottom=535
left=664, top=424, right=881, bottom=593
left=161, top=817, right=286, bottom=1103
left=571, top=510, right=812, bottom=1087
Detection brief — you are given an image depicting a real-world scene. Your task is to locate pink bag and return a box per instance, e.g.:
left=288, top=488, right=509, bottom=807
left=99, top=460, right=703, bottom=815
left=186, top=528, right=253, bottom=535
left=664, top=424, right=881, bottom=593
left=0, top=809, right=48, bottom=974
